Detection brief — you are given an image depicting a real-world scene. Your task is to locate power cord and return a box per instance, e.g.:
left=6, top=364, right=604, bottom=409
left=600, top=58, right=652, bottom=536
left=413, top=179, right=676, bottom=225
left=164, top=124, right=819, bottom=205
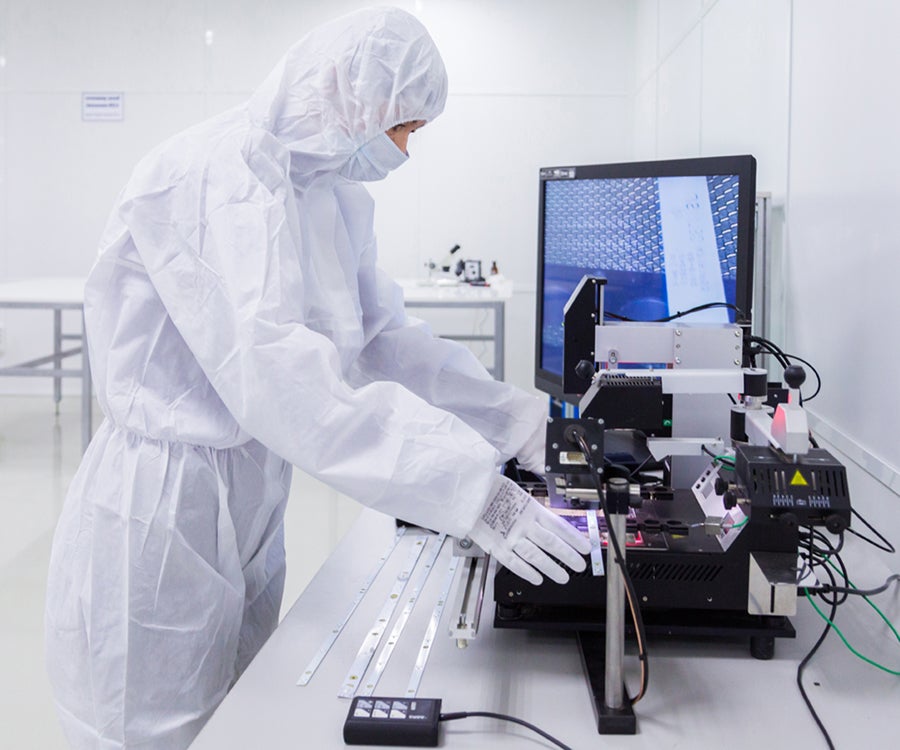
left=745, top=334, right=823, bottom=403
left=343, top=697, right=575, bottom=748
left=818, top=572, right=900, bottom=598
left=796, top=560, right=839, bottom=750
left=847, top=507, right=896, bottom=554
left=440, top=711, right=572, bottom=750
left=796, top=513, right=900, bottom=748
left=701, top=444, right=736, bottom=467
left=805, top=589, right=900, bottom=676
left=605, top=300, right=746, bottom=323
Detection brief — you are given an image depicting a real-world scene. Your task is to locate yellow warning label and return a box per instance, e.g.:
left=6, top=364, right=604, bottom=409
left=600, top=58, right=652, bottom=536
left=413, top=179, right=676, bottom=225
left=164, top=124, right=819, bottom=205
left=790, top=470, right=808, bottom=486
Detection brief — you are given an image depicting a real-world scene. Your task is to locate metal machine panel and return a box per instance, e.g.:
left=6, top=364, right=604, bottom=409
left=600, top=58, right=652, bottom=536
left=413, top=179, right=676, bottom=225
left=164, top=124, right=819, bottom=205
left=748, top=552, right=798, bottom=616
left=594, top=322, right=743, bottom=369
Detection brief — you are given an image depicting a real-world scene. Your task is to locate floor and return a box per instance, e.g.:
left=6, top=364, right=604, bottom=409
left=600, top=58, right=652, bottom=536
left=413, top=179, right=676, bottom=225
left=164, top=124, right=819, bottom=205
left=0, top=395, right=361, bottom=749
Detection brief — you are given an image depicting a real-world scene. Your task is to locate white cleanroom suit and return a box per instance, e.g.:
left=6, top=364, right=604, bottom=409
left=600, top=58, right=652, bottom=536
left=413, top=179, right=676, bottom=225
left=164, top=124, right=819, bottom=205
left=45, top=7, right=586, bottom=749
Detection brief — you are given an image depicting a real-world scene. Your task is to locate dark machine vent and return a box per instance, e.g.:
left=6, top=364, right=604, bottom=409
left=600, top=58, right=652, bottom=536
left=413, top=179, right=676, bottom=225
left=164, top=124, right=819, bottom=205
left=627, top=560, right=724, bottom=583
left=817, top=468, right=848, bottom=498
left=571, top=559, right=724, bottom=583
left=602, top=375, right=660, bottom=388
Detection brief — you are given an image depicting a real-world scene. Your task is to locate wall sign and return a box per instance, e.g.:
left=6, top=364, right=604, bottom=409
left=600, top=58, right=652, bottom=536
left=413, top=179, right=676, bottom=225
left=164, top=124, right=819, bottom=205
left=82, top=92, right=124, bottom=122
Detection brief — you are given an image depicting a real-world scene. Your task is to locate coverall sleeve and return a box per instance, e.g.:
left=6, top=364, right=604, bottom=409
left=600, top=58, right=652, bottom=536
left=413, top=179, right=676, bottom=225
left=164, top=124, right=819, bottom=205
left=121, top=145, right=498, bottom=538
left=353, top=262, right=547, bottom=464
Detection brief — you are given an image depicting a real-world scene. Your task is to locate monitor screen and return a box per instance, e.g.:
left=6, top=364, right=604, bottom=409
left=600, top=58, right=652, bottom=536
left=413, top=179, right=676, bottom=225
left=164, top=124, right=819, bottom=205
left=535, top=155, right=757, bottom=398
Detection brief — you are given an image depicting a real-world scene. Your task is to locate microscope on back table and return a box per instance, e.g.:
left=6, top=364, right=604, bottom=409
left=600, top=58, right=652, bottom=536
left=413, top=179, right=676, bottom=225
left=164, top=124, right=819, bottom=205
left=485, top=276, right=852, bottom=732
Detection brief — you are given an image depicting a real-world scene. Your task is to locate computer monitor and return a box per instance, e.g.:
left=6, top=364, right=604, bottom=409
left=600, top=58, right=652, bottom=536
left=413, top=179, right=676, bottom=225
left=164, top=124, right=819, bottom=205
left=535, top=155, right=757, bottom=398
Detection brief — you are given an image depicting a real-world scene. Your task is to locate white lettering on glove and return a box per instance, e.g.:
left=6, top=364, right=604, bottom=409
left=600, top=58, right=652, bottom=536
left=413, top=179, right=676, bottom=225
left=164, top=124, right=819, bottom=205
left=479, top=477, right=529, bottom=538
left=467, top=474, right=591, bottom=586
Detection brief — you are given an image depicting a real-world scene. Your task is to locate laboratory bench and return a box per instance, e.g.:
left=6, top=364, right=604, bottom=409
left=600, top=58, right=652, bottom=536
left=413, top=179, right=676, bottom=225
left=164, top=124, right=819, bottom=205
left=190, top=481, right=899, bottom=750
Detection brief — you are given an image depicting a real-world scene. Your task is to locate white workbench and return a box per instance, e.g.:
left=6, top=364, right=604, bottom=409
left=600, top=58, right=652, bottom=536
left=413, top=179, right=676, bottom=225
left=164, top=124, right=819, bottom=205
left=191, top=470, right=900, bottom=749
left=0, top=277, right=92, bottom=452
left=397, top=278, right=513, bottom=381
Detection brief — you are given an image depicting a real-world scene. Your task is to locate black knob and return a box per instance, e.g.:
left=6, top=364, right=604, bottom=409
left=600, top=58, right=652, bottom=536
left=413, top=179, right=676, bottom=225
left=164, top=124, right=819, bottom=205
left=722, top=490, right=738, bottom=510
left=779, top=512, right=799, bottom=529
left=742, top=368, right=768, bottom=398
left=784, top=365, right=806, bottom=389
left=730, top=408, right=748, bottom=442
left=714, top=477, right=729, bottom=495
left=563, top=424, right=587, bottom=446
left=575, top=359, right=595, bottom=381
left=825, top=514, right=848, bottom=535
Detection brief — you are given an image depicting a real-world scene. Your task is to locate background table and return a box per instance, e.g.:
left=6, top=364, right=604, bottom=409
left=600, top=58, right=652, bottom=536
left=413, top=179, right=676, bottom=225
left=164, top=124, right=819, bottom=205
left=398, top=279, right=513, bottom=381
left=0, top=277, right=92, bottom=452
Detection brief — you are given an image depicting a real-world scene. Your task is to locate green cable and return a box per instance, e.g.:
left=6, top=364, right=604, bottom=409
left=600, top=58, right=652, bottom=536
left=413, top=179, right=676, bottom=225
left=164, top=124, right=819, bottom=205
left=804, top=589, right=900, bottom=676
left=823, top=559, right=900, bottom=646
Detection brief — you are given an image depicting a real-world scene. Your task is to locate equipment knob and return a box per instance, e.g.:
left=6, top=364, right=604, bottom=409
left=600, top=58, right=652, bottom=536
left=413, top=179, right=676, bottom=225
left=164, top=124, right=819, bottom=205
left=825, top=514, right=848, bottom=535
left=722, top=490, right=738, bottom=510
left=742, top=368, right=768, bottom=398
left=714, top=477, right=729, bottom=495
left=575, top=359, right=595, bottom=381
left=784, top=364, right=806, bottom=389
left=779, top=512, right=799, bottom=529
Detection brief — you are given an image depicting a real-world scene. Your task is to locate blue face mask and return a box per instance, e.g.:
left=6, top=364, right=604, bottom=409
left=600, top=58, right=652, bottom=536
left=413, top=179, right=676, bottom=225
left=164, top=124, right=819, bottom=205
left=340, top=132, right=409, bottom=182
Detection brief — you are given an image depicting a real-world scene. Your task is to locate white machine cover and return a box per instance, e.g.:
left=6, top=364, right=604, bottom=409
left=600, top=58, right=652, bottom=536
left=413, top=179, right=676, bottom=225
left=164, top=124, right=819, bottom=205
left=45, top=7, right=546, bottom=750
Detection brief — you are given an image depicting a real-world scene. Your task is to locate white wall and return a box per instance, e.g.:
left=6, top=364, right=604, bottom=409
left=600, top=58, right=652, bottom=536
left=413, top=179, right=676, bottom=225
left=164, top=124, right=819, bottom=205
left=632, top=0, right=791, bottom=194
left=0, top=0, right=636, bottom=397
left=786, top=1, right=900, bottom=490
left=637, top=0, right=900, bottom=501
left=631, top=0, right=793, bottom=348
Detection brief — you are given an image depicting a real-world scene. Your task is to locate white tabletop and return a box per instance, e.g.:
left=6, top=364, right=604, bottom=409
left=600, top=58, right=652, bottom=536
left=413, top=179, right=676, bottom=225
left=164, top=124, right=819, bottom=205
left=397, top=277, right=513, bottom=303
left=191, top=498, right=900, bottom=750
left=0, top=277, right=86, bottom=306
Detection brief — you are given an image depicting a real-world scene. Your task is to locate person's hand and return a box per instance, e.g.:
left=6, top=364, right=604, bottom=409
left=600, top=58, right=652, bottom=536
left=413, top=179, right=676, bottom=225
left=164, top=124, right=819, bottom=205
left=516, top=421, right=546, bottom=476
left=466, top=475, right=590, bottom=585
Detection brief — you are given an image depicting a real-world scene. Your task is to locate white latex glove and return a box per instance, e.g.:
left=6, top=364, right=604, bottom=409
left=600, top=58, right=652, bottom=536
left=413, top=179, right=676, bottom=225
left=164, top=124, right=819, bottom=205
left=467, top=474, right=591, bottom=585
left=516, top=421, right=547, bottom=476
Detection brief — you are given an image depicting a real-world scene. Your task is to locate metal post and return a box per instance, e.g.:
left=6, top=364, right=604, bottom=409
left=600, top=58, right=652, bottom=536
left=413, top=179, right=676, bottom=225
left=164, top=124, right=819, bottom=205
left=604, top=510, right=627, bottom=710
left=595, top=475, right=636, bottom=733
left=80, top=310, right=93, bottom=453
left=493, top=301, right=504, bottom=382
left=575, top=469, right=636, bottom=734
left=53, top=308, right=62, bottom=412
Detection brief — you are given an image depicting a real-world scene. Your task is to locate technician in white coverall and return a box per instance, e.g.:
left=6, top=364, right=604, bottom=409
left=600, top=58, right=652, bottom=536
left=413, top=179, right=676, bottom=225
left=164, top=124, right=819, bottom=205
left=45, top=7, right=589, bottom=749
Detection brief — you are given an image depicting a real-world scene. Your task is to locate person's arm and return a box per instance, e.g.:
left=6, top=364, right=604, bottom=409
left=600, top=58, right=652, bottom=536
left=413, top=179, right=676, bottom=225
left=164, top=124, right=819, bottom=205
left=353, top=262, right=547, bottom=470
left=120, top=146, right=497, bottom=537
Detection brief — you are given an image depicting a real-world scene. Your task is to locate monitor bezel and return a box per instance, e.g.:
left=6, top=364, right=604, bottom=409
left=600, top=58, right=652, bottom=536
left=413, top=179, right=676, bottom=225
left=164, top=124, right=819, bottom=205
left=534, top=154, right=757, bottom=400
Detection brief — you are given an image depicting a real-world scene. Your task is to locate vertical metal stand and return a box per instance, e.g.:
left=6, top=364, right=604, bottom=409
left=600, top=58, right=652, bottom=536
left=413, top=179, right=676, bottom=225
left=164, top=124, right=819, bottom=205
left=577, top=477, right=636, bottom=734
left=492, top=301, right=504, bottom=382
left=604, top=511, right=628, bottom=710
left=80, top=310, right=93, bottom=453
left=53, top=309, right=63, bottom=413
